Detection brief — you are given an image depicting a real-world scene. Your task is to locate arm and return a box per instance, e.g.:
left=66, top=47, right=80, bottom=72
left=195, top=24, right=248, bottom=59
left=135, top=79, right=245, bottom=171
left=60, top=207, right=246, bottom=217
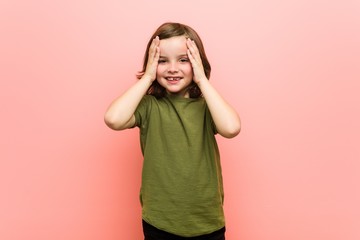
left=198, top=79, right=241, bottom=138
left=104, top=37, right=160, bottom=130
left=186, top=39, right=241, bottom=138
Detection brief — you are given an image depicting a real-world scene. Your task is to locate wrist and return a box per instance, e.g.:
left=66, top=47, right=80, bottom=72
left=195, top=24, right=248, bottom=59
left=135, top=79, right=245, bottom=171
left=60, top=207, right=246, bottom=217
left=141, top=74, right=155, bottom=85
left=195, top=77, right=209, bottom=87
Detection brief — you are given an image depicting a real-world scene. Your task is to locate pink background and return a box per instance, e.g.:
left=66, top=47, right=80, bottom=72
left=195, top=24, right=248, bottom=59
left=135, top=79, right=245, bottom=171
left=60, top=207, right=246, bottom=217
left=1, top=0, right=359, bottom=239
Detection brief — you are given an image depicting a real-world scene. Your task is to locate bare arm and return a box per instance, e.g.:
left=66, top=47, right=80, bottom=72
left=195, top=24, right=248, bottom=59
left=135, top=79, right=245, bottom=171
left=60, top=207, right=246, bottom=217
left=104, top=75, right=153, bottom=130
left=186, top=39, right=241, bottom=138
left=104, top=37, right=160, bottom=130
left=197, top=78, right=241, bottom=138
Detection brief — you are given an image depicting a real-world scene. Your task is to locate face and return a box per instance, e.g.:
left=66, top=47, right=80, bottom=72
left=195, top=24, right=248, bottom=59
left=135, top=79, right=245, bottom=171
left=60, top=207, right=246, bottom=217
left=156, top=36, right=193, bottom=98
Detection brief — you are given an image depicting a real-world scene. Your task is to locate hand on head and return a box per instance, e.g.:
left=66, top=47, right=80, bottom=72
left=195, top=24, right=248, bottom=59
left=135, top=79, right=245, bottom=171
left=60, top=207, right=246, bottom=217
left=186, top=38, right=207, bottom=84
left=143, top=36, right=160, bottom=82
left=143, top=35, right=207, bottom=86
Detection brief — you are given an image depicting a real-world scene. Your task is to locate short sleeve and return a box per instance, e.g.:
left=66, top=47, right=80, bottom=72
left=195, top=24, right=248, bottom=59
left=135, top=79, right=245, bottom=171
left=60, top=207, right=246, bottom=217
left=134, top=95, right=153, bottom=128
left=205, top=103, right=218, bottom=135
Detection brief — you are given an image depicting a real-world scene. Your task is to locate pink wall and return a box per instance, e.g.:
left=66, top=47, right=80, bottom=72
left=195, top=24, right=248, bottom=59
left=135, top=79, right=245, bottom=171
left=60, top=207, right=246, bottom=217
left=1, top=0, right=359, bottom=239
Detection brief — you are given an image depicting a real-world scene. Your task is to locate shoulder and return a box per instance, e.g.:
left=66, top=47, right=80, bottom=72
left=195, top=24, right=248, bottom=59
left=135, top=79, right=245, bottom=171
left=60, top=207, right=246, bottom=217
left=142, top=94, right=157, bottom=102
left=136, top=95, right=166, bottom=116
left=138, top=95, right=159, bottom=107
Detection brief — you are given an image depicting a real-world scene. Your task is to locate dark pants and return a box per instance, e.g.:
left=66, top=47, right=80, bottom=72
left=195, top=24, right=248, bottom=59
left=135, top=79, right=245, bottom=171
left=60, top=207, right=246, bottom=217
left=142, top=220, right=225, bottom=240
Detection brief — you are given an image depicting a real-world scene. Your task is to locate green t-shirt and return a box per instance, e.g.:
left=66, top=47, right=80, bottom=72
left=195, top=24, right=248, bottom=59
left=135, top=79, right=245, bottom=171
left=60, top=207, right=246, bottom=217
left=134, top=94, right=225, bottom=237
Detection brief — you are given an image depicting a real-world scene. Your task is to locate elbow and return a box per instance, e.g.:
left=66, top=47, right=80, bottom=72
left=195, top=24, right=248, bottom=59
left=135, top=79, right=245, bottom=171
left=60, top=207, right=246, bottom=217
left=219, top=120, right=241, bottom=139
left=104, top=112, right=134, bottom=131
left=104, top=113, right=122, bottom=130
left=223, top=125, right=241, bottom=138
left=104, top=117, right=118, bottom=130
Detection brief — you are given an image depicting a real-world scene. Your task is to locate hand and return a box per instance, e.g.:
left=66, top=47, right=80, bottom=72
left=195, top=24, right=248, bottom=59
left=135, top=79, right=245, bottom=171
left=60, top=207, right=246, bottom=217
left=143, top=36, right=160, bottom=82
left=186, top=38, right=207, bottom=84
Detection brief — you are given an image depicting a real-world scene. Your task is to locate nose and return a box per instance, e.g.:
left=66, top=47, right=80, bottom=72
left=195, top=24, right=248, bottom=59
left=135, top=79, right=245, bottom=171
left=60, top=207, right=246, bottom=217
left=167, top=62, right=178, bottom=73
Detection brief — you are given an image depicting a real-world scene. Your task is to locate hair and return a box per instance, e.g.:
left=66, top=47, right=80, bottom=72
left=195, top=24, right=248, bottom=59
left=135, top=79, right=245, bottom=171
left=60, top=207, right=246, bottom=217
left=137, top=22, right=211, bottom=98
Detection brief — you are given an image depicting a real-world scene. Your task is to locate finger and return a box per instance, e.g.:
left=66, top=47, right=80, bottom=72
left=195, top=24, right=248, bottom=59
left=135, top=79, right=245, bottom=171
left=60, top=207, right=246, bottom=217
left=154, top=37, right=160, bottom=61
left=150, top=36, right=160, bottom=55
left=187, top=49, right=195, bottom=63
left=154, top=36, right=160, bottom=46
left=148, top=37, right=159, bottom=60
left=187, top=39, right=201, bottom=61
left=154, top=46, right=160, bottom=63
left=187, top=38, right=197, bottom=49
left=186, top=38, right=194, bottom=53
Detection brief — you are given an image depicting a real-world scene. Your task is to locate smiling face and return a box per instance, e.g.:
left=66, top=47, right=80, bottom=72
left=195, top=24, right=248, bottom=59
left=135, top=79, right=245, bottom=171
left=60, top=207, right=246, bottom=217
left=156, top=36, right=193, bottom=98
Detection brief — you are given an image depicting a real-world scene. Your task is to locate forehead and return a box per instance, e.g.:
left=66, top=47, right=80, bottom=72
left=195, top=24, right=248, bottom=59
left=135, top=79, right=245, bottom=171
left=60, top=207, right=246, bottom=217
left=159, top=36, right=187, bottom=55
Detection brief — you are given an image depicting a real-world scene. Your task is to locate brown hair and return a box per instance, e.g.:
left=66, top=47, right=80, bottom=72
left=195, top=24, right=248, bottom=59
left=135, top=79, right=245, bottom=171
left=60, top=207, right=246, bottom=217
left=137, top=22, right=211, bottom=98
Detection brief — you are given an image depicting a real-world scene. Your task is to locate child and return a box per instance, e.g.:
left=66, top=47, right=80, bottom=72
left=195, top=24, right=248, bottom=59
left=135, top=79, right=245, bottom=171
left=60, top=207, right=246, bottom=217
left=104, top=22, right=241, bottom=240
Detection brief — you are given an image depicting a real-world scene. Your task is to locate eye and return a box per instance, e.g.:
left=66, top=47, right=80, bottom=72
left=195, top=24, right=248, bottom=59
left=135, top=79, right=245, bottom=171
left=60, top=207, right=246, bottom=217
left=179, top=58, right=189, bottom=62
left=158, top=59, right=166, bottom=64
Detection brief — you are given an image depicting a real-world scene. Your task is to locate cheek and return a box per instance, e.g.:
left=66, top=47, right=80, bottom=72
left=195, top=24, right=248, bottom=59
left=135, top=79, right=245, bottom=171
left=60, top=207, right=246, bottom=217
left=183, top=65, right=193, bottom=76
left=156, top=65, right=166, bottom=75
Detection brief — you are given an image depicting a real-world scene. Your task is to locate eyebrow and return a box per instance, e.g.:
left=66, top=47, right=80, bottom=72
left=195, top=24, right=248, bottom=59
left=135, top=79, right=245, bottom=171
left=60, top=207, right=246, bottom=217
left=159, top=54, right=188, bottom=58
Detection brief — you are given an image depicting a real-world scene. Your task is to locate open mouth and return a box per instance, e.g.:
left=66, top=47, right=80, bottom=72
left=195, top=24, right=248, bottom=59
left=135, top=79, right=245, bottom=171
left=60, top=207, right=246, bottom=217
left=165, top=77, right=182, bottom=85
left=165, top=77, right=182, bottom=81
